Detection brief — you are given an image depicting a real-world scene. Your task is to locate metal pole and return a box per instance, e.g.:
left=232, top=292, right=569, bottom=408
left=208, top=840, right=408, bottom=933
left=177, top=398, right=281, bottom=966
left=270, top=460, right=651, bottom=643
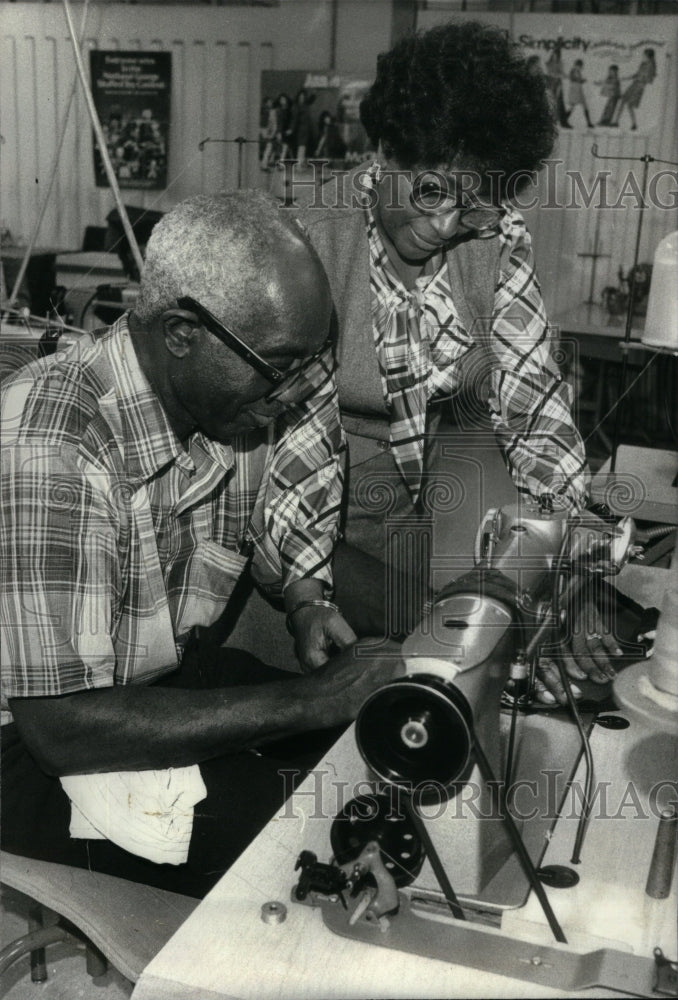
left=198, top=137, right=258, bottom=190
left=610, top=153, right=651, bottom=473
left=7, top=0, right=90, bottom=309
left=329, top=0, right=338, bottom=71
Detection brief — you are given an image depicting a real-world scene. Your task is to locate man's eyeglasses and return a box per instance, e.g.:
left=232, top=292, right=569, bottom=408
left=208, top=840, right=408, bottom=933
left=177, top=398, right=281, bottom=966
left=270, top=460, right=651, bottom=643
left=178, top=295, right=287, bottom=384
left=177, top=295, right=333, bottom=404
left=409, top=172, right=505, bottom=238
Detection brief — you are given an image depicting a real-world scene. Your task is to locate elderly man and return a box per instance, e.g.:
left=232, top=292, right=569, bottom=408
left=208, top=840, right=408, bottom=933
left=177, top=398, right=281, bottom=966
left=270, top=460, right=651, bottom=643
left=1, top=191, right=399, bottom=897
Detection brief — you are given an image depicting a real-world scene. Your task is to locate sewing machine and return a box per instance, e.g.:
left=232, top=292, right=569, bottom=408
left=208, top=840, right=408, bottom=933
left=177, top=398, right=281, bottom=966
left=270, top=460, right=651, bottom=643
left=288, top=499, right=678, bottom=998
left=131, top=499, right=677, bottom=1000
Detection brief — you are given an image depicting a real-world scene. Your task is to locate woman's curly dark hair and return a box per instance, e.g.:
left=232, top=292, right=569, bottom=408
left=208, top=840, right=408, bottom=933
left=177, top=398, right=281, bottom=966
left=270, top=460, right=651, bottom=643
left=360, top=22, right=556, bottom=198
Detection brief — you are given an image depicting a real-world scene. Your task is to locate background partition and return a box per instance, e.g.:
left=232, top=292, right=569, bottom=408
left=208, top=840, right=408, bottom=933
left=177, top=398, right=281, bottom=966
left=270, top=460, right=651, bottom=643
left=0, top=1, right=391, bottom=251
left=1, top=2, right=677, bottom=315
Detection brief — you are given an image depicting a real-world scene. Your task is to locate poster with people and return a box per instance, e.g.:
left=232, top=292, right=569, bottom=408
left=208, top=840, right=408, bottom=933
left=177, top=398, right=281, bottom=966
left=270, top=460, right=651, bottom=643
left=259, top=70, right=376, bottom=174
left=517, top=32, right=669, bottom=133
left=90, top=51, right=171, bottom=189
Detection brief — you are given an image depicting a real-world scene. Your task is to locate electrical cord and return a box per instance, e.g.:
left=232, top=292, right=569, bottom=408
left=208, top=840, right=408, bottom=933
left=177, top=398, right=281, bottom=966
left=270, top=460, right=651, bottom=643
left=521, top=521, right=595, bottom=864
left=503, top=690, right=521, bottom=793
left=504, top=534, right=573, bottom=789
left=403, top=797, right=466, bottom=921
left=550, top=541, right=596, bottom=866
left=474, top=737, right=568, bottom=944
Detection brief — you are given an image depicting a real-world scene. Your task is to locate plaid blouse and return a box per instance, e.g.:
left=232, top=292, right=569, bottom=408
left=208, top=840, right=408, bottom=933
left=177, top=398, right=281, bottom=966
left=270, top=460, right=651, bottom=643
left=1, top=317, right=344, bottom=701
left=362, top=168, right=589, bottom=509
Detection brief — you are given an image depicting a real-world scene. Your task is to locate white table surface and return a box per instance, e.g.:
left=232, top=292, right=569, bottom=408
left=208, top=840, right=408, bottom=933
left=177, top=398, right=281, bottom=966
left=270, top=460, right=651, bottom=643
left=132, top=663, right=677, bottom=1000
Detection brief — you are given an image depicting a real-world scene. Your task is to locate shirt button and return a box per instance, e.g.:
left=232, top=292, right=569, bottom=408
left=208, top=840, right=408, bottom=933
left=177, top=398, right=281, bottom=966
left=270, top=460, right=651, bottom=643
left=378, top=440, right=390, bottom=452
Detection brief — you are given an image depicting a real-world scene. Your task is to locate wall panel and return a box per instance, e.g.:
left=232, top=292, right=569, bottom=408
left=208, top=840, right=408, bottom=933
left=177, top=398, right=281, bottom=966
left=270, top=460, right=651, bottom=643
left=3, top=2, right=676, bottom=319
left=0, top=1, right=358, bottom=250
left=1, top=34, right=22, bottom=238
left=335, top=0, right=391, bottom=76
left=16, top=33, right=40, bottom=245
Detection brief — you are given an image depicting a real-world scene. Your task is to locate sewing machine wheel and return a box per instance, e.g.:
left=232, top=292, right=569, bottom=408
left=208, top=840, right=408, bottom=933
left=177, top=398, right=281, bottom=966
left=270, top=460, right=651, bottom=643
left=356, top=676, right=473, bottom=790
left=330, top=794, right=425, bottom=887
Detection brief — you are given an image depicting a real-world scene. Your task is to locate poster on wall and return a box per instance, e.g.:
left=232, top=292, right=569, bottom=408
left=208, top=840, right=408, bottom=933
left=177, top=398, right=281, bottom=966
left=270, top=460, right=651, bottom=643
left=90, top=50, right=171, bottom=189
left=258, top=70, right=376, bottom=174
left=517, top=31, right=670, bottom=133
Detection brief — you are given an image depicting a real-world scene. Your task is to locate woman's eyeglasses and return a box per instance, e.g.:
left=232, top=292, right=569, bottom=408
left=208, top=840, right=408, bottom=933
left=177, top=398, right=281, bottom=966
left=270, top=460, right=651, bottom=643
left=409, top=172, right=505, bottom=237
left=177, top=295, right=333, bottom=403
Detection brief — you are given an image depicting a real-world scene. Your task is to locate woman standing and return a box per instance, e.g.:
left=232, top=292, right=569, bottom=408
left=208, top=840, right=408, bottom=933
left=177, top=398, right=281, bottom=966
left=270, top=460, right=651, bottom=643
left=544, top=41, right=571, bottom=127
left=291, top=22, right=611, bottom=702
left=597, top=65, right=621, bottom=126
left=611, top=49, right=657, bottom=130
left=260, top=93, right=292, bottom=170
left=567, top=59, right=593, bottom=128
left=314, top=110, right=347, bottom=164
left=287, top=89, right=315, bottom=168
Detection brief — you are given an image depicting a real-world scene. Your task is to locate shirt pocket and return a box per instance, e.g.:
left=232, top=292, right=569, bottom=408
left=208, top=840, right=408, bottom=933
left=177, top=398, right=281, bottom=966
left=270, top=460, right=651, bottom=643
left=173, top=539, right=249, bottom=636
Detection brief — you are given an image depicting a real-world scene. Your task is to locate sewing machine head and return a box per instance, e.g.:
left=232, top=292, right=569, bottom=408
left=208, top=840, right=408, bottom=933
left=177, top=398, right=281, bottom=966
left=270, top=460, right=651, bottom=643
left=356, top=500, right=638, bottom=796
left=291, top=502, right=678, bottom=997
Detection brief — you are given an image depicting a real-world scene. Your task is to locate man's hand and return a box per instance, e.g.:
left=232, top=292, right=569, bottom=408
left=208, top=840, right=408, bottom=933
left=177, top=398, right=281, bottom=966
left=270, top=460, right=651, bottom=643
left=308, top=638, right=404, bottom=717
left=284, top=578, right=358, bottom=672
left=535, top=595, right=622, bottom=706
left=291, top=604, right=357, bottom=671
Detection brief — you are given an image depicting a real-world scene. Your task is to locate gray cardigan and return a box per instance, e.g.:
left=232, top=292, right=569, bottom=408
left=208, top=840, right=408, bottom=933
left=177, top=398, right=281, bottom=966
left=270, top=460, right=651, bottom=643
left=293, top=164, right=502, bottom=418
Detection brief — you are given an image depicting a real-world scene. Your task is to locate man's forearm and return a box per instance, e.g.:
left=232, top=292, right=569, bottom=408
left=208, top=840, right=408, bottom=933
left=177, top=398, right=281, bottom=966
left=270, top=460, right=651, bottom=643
left=9, top=641, right=401, bottom=777
left=10, top=675, right=326, bottom=776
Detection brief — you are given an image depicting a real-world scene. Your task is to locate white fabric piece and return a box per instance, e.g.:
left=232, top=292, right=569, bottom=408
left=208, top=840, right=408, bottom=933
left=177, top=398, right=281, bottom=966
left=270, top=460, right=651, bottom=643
left=61, top=765, right=207, bottom=866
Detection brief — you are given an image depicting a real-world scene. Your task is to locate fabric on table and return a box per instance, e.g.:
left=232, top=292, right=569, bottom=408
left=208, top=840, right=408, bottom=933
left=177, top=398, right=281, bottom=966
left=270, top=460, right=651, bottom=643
left=1, top=646, right=344, bottom=899
left=62, top=766, right=207, bottom=866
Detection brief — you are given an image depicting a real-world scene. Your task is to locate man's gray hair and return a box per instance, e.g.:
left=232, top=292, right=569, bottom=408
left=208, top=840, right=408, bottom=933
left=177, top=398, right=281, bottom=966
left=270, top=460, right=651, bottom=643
left=134, top=190, right=304, bottom=329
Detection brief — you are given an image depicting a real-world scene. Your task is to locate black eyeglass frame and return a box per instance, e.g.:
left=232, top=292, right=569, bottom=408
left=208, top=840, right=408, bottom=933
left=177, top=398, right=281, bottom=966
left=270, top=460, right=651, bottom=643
left=409, top=173, right=506, bottom=233
left=177, top=295, right=286, bottom=385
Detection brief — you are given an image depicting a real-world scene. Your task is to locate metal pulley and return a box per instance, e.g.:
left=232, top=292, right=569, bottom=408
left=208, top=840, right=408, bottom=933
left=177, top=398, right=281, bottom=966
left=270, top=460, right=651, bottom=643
left=355, top=677, right=475, bottom=791
left=330, top=794, right=425, bottom=888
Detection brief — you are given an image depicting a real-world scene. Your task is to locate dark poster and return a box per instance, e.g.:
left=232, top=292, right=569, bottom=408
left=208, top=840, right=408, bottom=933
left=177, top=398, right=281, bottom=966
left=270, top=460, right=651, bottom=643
left=259, top=70, right=376, bottom=174
left=90, top=50, right=171, bottom=189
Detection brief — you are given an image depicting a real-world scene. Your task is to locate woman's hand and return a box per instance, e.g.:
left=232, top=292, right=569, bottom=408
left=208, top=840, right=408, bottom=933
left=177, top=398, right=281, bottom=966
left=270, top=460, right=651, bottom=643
left=535, top=596, right=622, bottom=706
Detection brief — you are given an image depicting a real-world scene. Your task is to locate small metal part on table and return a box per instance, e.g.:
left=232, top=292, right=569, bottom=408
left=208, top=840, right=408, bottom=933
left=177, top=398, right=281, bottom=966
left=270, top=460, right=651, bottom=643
left=260, top=901, right=287, bottom=925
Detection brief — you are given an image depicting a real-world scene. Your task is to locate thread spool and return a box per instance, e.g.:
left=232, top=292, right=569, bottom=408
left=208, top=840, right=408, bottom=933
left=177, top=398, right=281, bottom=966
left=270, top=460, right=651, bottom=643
left=614, top=532, right=678, bottom=728
left=642, top=231, right=678, bottom=350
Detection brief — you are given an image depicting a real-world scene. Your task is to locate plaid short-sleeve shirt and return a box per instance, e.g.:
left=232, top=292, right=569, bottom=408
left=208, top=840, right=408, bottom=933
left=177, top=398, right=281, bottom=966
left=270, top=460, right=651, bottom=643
left=1, top=317, right=345, bottom=703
